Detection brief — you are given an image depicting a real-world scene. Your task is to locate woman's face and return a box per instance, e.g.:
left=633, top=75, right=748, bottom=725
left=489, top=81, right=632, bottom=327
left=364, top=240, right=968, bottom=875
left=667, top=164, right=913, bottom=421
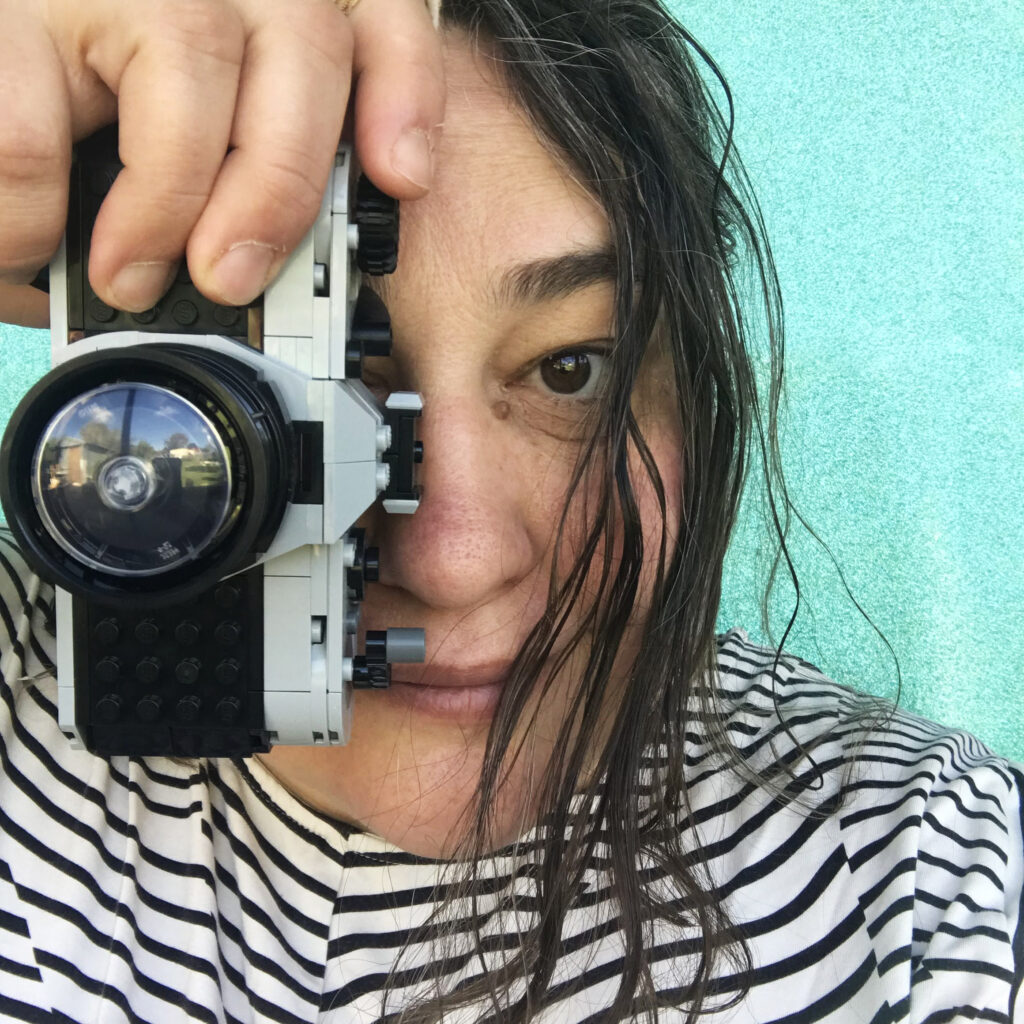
left=259, top=33, right=681, bottom=857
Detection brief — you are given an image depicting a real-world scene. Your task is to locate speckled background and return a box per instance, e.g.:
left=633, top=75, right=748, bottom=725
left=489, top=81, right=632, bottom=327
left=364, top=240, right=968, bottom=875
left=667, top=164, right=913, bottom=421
left=1, top=0, right=1021, bottom=760
left=675, top=1, right=1023, bottom=760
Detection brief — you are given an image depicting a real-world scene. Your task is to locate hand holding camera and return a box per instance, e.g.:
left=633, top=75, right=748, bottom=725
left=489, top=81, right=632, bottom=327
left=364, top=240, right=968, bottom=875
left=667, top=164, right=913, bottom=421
left=0, top=0, right=447, bottom=757
left=0, top=0, right=445, bottom=326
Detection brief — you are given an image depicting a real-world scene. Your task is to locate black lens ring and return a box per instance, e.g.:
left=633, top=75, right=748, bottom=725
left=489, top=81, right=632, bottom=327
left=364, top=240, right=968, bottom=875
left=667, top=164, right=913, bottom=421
left=0, top=344, right=290, bottom=606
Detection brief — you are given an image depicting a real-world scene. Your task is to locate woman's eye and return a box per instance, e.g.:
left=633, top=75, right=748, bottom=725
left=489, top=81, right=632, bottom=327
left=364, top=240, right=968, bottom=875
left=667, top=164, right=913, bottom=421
left=535, top=349, right=608, bottom=400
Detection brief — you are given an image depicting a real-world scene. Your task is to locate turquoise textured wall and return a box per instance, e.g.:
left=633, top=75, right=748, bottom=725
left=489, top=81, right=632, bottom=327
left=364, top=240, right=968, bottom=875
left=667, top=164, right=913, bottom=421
left=675, top=1, right=1023, bottom=759
left=0, top=1, right=1021, bottom=759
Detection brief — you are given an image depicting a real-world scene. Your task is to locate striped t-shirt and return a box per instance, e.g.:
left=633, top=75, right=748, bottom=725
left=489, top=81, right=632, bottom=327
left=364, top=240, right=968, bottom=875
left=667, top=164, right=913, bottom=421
left=0, top=530, right=1021, bottom=1023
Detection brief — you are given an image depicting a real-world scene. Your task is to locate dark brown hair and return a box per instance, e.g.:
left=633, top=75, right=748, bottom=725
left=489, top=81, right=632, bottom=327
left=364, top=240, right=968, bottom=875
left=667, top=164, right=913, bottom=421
left=376, top=2, right=899, bottom=1021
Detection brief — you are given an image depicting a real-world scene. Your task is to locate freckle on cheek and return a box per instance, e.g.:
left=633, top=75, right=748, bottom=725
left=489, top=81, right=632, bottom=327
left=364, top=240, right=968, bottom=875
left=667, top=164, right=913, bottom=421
left=492, top=400, right=511, bottom=421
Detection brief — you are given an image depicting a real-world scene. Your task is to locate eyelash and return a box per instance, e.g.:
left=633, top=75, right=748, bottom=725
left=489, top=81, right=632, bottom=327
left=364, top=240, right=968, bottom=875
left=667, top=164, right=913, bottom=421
left=360, top=343, right=612, bottom=411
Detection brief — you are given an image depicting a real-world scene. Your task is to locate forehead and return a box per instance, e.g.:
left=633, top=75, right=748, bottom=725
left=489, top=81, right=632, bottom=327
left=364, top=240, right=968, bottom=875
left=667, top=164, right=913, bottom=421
left=397, top=35, right=610, bottom=285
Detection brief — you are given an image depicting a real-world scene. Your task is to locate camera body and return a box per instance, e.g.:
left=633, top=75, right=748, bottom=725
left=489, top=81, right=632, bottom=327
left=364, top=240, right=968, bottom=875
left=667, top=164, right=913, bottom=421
left=0, top=127, right=425, bottom=758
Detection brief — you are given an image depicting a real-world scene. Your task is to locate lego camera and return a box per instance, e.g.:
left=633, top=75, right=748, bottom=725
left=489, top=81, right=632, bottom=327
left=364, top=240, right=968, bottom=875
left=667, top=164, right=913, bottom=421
left=0, top=126, right=425, bottom=758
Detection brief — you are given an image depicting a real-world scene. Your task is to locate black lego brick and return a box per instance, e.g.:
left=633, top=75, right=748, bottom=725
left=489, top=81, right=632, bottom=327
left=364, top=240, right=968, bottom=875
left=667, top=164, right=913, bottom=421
left=74, top=566, right=269, bottom=757
left=67, top=124, right=257, bottom=341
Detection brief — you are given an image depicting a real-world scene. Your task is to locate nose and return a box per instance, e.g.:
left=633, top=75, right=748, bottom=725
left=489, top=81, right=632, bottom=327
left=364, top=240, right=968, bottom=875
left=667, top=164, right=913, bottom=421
left=375, top=396, right=540, bottom=612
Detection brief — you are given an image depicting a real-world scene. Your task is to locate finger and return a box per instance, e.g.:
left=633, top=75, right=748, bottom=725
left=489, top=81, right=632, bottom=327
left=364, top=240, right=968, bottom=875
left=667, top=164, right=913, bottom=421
left=0, top=283, right=50, bottom=329
left=0, top=1, right=71, bottom=285
left=348, top=0, right=446, bottom=198
left=186, top=0, right=353, bottom=307
left=81, top=0, right=246, bottom=312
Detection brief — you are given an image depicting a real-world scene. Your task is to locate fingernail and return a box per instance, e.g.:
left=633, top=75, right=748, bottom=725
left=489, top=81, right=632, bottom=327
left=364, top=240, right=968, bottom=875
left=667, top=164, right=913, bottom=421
left=211, top=242, right=279, bottom=306
left=109, top=261, right=175, bottom=312
left=391, top=128, right=434, bottom=190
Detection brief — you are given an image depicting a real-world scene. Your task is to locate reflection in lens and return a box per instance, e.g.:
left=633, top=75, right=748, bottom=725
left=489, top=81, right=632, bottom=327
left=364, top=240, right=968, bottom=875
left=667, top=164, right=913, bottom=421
left=31, top=382, right=236, bottom=577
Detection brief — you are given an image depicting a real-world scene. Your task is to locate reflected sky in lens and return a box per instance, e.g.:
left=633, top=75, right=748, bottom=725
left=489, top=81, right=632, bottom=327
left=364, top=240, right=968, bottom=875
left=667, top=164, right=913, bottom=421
left=51, top=384, right=221, bottom=459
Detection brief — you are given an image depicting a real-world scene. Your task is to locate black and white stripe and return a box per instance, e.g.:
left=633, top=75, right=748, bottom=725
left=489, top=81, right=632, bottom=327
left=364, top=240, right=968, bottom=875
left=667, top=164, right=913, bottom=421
left=0, top=531, right=1020, bottom=1023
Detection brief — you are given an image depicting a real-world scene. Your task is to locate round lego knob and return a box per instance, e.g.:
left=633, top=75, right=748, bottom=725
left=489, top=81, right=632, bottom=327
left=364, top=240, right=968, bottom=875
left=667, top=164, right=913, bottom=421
left=216, top=696, right=241, bottom=725
left=176, top=658, right=202, bottom=686
left=134, top=618, right=160, bottom=644
left=175, top=620, right=201, bottom=646
left=136, top=694, right=162, bottom=723
left=354, top=176, right=399, bottom=275
left=95, top=693, right=122, bottom=723
left=215, top=620, right=242, bottom=647
left=95, top=656, right=121, bottom=685
left=215, top=659, right=240, bottom=686
left=175, top=695, right=202, bottom=722
left=135, top=657, right=161, bottom=685
left=93, top=617, right=120, bottom=645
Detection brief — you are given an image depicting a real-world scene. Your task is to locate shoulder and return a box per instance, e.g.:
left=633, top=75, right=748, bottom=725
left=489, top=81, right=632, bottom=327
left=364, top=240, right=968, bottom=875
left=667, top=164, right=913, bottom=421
left=706, top=627, right=1024, bottom=1022
left=713, top=626, right=1019, bottom=780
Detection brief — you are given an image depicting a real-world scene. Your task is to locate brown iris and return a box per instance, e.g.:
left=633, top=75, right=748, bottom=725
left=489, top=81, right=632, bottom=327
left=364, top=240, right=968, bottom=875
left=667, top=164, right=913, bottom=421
left=539, top=351, right=592, bottom=395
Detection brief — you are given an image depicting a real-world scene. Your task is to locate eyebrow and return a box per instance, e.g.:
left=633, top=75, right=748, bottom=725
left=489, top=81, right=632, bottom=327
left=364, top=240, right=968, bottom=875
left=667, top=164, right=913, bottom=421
left=494, top=246, right=617, bottom=307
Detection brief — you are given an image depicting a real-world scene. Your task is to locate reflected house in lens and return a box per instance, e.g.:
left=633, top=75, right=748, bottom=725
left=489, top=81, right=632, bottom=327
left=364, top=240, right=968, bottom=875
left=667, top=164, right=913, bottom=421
left=48, top=436, right=86, bottom=488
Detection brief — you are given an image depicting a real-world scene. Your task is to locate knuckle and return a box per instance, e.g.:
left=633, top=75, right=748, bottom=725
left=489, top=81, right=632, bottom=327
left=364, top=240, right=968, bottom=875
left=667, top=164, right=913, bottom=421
left=0, top=119, right=64, bottom=188
left=0, top=123, right=65, bottom=274
left=255, top=149, right=328, bottom=228
left=301, top=2, right=351, bottom=44
left=153, top=0, right=245, bottom=66
left=0, top=233, right=60, bottom=279
left=112, top=183, right=211, bottom=246
left=274, top=6, right=352, bottom=68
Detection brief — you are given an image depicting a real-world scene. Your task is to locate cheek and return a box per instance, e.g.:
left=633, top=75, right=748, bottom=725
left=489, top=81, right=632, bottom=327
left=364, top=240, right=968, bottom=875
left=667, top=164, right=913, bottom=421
left=547, top=420, right=683, bottom=617
left=639, top=426, right=684, bottom=553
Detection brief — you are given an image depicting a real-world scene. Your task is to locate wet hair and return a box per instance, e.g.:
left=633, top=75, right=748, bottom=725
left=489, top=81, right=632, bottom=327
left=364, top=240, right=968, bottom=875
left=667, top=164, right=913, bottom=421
left=379, top=1, right=899, bottom=1021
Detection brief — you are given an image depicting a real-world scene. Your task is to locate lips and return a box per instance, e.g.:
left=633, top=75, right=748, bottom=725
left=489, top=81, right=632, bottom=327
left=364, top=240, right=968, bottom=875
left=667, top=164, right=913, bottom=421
left=383, top=663, right=513, bottom=722
left=389, top=662, right=513, bottom=689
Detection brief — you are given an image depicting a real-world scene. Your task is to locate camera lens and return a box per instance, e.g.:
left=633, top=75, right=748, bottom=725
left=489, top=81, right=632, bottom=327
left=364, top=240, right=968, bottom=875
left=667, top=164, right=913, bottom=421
left=31, top=382, right=234, bottom=577
left=0, top=344, right=291, bottom=605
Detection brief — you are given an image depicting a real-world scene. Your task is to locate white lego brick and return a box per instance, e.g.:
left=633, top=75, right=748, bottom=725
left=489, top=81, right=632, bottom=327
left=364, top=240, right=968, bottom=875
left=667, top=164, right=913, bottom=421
left=383, top=498, right=420, bottom=515
left=309, top=544, right=330, bottom=619
left=263, top=231, right=314, bottom=340
left=57, top=686, right=80, bottom=744
left=50, top=238, right=70, bottom=359
left=262, top=692, right=309, bottom=746
left=263, top=651, right=331, bottom=745
left=330, top=210, right=350, bottom=381
left=324, top=461, right=381, bottom=546
left=332, top=149, right=352, bottom=215
left=325, top=540, right=349, bottom=694
left=263, top=576, right=311, bottom=687
left=312, top=296, right=331, bottom=380
left=263, top=335, right=290, bottom=367
left=262, top=574, right=330, bottom=744
left=266, top=336, right=313, bottom=378
left=385, top=392, right=424, bottom=412
left=262, top=503, right=323, bottom=560
left=55, top=587, right=83, bottom=746
left=313, top=168, right=335, bottom=266
left=262, top=546, right=312, bottom=578
left=311, top=644, right=335, bottom=742
left=327, top=683, right=352, bottom=746
left=325, top=540, right=353, bottom=742
left=321, top=380, right=381, bottom=466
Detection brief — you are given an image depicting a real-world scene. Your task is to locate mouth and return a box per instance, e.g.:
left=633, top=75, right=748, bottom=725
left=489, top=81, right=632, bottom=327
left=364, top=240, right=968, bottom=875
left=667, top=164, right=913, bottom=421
left=383, top=663, right=512, bottom=722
